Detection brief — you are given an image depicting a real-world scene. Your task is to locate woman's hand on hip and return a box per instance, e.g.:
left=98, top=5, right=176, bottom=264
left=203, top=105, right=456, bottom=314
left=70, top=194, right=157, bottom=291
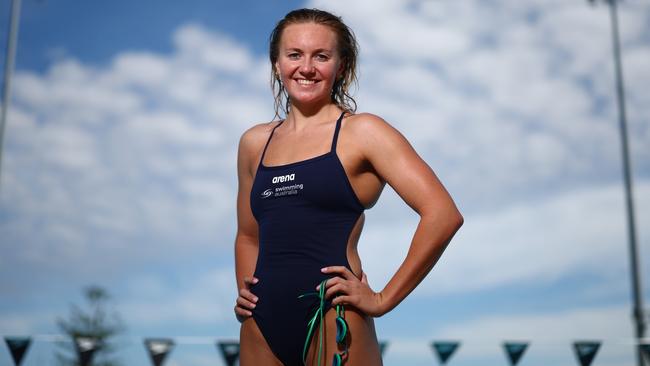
left=319, top=266, right=386, bottom=317
left=235, top=276, right=259, bottom=323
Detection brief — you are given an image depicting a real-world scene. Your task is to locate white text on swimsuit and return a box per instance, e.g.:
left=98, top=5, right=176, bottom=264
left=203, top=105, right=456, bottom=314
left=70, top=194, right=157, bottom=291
left=272, top=173, right=295, bottom=184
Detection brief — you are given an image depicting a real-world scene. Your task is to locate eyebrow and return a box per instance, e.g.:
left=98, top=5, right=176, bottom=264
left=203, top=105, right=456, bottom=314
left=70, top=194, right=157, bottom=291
left=284, top=48, right=333, bottom=54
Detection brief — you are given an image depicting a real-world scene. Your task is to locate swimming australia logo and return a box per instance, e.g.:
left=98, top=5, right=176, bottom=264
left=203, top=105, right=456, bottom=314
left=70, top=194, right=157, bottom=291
left=272, top=173, right=295, bottom=184
left=261, top=189, right=273, bottom=199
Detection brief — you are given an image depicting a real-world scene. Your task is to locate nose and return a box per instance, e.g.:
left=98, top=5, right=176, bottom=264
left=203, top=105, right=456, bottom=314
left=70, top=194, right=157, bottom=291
left=299, top=59, right=315, bottom=75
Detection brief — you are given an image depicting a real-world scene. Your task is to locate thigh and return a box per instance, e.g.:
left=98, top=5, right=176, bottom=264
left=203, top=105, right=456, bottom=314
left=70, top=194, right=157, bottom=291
left=239, top=317, right=283, bottom=366
left=305, top=307, right=383, bottom=366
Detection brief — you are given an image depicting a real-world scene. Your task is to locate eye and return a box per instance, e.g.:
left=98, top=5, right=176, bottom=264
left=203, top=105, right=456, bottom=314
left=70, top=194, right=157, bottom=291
left=315, top=54, right=330, bottom=61
left=287, top=53, right=300, bottom=60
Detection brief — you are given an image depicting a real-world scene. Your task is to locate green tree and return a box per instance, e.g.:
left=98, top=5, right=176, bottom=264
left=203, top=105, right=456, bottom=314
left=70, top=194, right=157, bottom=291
left=55, top=285, right=125, bottom=366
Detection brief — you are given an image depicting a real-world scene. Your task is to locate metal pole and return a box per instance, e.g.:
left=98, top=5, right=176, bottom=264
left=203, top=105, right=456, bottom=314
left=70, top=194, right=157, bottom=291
left=0, top=0, right=22, bottom=194
left=605, top=0, right=647, bottom=365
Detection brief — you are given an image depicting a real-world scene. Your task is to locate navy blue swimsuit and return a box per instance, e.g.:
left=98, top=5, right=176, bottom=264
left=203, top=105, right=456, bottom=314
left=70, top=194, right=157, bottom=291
left=249, top=112, right=365, bottom=365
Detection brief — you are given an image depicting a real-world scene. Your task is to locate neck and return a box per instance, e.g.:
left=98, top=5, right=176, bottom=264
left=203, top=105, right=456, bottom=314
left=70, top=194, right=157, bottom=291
left=285, top=102, right=342, bottom=131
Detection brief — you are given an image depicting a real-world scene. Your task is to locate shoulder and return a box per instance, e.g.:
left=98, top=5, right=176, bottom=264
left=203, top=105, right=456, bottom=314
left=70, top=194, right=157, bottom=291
left=237, top=120, right=281, bottom=176
left=345, top=112, right=389, bottom=128
left=343, top=112, right=407, bottom=146
left=238, top=120, right=281, bottom=155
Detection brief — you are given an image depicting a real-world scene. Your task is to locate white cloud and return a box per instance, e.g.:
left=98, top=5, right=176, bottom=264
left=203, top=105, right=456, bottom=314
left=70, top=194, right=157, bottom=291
left=2, top=0, right=646, bottom=282
left=0, top=268, right=239, bottom=336
left=1, top=5, right=649, bottom=366
left=379, top=304, right=636, bottom=366
left=435, top=304, right=635, bottom=365
left=111, top=52, right=171, bottom=88
left=119, top=268, right=238, bottom=327
left=1, top=23, right=270, bottom=279
left=173, top=24, right=255, bottom=74
left=0, top=313, right=43, bottom=335
left=312, top=0, right=650, bottom=212
left=439, top=304, right=632, bottom=342
left=360, top=181, right=650, bottom=296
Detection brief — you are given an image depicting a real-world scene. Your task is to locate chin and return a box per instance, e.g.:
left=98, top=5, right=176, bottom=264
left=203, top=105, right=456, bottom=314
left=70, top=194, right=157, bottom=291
left=289, top=93, right=329, bottom=106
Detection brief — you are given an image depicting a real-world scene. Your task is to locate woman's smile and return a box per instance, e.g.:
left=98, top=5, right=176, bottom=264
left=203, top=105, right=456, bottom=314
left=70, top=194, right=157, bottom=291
left=296, top=79, right=317, bottom=85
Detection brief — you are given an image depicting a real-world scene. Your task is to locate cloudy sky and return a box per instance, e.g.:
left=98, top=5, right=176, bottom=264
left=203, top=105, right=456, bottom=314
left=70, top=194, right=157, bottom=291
left=1, top=0, right=649, bottom=365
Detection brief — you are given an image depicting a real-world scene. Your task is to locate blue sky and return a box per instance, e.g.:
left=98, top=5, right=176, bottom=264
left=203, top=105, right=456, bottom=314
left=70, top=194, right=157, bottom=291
left=1, top=0, right=649, bottom=365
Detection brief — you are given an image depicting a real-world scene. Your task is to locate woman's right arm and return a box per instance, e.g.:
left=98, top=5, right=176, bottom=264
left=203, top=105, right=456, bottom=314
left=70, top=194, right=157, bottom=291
left=234, top=127, right=262, bottom=321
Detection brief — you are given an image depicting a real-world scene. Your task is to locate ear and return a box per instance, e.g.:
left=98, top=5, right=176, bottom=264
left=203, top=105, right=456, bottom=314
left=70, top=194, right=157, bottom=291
left=274, top=62, right=281, bottom=78
left=336, top=61, right=345, bottom=80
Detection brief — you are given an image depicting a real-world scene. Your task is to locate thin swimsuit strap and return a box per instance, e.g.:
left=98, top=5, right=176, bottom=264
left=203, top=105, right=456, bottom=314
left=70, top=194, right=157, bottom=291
left=258, top=119, right=285, bottom=168
left=258, top=111, right=346, bottom=168
left=330, top=111, right=346, bottom=153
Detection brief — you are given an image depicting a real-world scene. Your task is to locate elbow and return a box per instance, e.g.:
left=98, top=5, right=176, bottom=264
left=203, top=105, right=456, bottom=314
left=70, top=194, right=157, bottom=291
left=439, top=209, right=463, bottom=248
left=420, top=201, right=463, bottom=232
left=453, top=210, right=464, bottom=230
left=421, top=205, right=464, bottom=234
left=440, top=205, right=463, bottom=234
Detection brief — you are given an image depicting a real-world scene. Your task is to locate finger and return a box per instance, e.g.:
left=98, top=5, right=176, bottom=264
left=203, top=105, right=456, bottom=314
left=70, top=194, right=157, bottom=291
left=361, top=272, right=368, bottom=285
left=331, top=295, right=352, bottom=306
left=243, top=277, right=259, bottom=285
left=239, top=289, right=259, bottom=302
left=317, top=276, right=343, bottom=291
left=321, top=266, right=355, bottom=280
left=324, top=283, right=347, bottom=299
left=234, top=306, right=253, bottom=317
left=236, top=296, right=257, bottom=309
left=234, top=304, right=253, bottom=315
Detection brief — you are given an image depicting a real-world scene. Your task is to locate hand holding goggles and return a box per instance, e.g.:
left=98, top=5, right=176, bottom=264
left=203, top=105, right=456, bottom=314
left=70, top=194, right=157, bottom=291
left=299, top=279, right=349, bottom=366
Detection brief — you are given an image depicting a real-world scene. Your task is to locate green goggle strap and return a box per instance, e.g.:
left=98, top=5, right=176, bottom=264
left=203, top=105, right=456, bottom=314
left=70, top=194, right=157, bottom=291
left=298, top=279, right=329, bottom=366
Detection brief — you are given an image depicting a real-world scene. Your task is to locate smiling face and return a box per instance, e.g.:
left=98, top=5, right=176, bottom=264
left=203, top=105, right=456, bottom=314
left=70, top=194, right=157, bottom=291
left=275, top=22, right=342, bottom=110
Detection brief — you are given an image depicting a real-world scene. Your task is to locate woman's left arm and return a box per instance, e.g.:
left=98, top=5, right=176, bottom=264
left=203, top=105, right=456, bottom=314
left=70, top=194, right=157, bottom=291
left=322, top=114, right=463, bottom=317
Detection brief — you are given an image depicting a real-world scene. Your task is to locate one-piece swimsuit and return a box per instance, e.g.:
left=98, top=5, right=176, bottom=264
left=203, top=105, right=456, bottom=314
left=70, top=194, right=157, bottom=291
left=249, top=112, right=365, bottom=365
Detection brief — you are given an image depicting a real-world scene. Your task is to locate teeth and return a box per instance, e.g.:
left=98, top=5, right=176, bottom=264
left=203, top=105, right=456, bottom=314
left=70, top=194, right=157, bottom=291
left=297, top=79, right=316, bottom=85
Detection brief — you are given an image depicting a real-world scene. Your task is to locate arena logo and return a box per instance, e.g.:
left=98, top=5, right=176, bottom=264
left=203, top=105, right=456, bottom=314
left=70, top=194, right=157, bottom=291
left=272, top=173, right=295, bottom=184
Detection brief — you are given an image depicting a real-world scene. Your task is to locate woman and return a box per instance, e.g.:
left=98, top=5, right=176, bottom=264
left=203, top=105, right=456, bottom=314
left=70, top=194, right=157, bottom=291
left=234, top=8, right=463, bottom=366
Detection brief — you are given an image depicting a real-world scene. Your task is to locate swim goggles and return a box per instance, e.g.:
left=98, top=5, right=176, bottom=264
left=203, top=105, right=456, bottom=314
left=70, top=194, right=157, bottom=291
left=298, top=279, right=349, bottom=366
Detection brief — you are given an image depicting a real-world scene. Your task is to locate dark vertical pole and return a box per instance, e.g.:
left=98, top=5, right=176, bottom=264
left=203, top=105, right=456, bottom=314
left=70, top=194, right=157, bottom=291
left=0, top=0, right=22, bottom=193
left=606, top=0, right=646, bottom=365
